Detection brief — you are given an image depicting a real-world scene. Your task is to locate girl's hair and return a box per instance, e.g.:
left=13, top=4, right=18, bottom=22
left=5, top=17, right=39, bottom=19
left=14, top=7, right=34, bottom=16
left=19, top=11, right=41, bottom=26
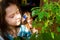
left=0, top=0, right=21, bottom=40
left=22, top=11, right=32, bottom=25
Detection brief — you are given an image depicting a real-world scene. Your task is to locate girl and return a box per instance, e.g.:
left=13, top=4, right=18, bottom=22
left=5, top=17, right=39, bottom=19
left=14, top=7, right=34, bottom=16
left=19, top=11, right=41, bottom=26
left=22, top=11, right=38, bottom=33
left=0, top=0, right=31, bottom=40
left=21, top=11, right=38, bottom=40
left=20, top=11, right=32, bottom=40
left=22, top=11, right=32, bottom=30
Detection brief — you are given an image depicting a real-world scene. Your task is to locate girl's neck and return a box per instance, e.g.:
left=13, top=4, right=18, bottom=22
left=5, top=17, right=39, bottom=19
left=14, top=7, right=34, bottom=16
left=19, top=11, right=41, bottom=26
left=9, top=26, right=17, bottom=30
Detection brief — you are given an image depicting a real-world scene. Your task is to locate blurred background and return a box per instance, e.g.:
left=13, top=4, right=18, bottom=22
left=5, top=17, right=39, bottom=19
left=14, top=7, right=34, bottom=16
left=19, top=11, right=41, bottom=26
left=0, top=0, right=60, bottom=40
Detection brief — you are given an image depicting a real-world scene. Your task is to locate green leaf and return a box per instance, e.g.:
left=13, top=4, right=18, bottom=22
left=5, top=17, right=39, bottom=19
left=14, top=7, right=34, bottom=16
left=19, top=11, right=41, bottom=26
left=49, top=20, right=53, bottom=26
left=51, top=32, right=54, bottom=39
left=31, top=7, right=40, bottom=11
left=43, top=3, right=49, bottom=10
left=51, top=3, right=60, bottom=13
left=31, top=7, right=40, bottom=17
left=41, top=32, right=53, bottom=40
left=44, top=0, right=48, bottom=3
left=45, top=12, right=50, bottom=18
left=56, top=26, right=60, bottom=32
left=56, top=15, right=60, bottom=24
left=38, top=11, right=45, bottom=20
left=44, top=20, right=49, bottom=27
left=32, top=10, right=36, bottom=17
left=54, top=34, right=60, bottom=40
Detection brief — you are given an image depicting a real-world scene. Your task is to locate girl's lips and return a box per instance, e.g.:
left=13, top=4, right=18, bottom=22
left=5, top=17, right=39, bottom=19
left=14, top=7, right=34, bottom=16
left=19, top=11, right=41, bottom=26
left=17, top=20, right=21, bottom=22
left=17, top=19, right=21, bottom=21
left=16, top=20, right=21, bottom=25
left=16, top=19, right=20, bottom=23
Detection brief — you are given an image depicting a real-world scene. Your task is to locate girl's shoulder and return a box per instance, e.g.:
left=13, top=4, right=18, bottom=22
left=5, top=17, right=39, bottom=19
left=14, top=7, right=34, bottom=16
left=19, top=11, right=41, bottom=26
left=0, top=30, right=4, bottom=40
left=0, top=36, right=4, bottom=40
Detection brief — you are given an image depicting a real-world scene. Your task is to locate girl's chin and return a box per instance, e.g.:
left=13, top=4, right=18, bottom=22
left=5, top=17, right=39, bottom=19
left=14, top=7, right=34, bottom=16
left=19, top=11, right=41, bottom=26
left=16, top=22, right=20, bottom=26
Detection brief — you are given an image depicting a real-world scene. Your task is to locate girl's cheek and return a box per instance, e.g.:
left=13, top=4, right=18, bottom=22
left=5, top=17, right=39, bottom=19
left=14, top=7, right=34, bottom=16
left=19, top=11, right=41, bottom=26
left=14, top=14, right=21, bottom=20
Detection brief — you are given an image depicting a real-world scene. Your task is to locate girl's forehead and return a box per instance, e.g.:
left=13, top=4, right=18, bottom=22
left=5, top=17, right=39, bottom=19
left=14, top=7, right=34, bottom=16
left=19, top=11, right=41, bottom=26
left=5, top=4, right=19, bottom=15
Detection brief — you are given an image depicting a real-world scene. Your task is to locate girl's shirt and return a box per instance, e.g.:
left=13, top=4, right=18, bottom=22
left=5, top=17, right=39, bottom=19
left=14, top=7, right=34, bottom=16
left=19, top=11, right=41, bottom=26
left=0, top=36, right=4, bottom=40
left=3, top=25, right=31, bottom=40
left=18, top=25, right=31, bottom=40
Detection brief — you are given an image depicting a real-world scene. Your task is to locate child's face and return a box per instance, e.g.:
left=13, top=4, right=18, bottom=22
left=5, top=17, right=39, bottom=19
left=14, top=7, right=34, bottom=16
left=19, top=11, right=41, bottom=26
left=5, top=4, right=21, bottom=26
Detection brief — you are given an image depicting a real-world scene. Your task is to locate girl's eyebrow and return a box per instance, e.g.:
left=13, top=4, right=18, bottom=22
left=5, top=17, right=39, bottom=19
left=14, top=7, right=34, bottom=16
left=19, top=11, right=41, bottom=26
left=9, top=9, right=19, bottom=16
left=12, top=9, right=19, bottom=14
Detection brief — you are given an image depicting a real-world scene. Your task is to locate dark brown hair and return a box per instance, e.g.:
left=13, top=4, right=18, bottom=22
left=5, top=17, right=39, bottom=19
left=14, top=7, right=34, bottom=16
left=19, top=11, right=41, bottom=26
left=0, top=0, right=21, bottom=40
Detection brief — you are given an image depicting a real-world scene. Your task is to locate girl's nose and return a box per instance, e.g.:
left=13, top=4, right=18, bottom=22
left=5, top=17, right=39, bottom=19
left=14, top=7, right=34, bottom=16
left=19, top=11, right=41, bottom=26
left=15, top=14, right=21, bottom=20
left=17, top=14, right=21, bottom=19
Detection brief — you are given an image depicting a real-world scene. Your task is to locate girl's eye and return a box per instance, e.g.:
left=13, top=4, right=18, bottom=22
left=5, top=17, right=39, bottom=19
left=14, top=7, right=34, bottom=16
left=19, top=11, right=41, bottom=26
left=10, top=15, right=14, bottom=18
